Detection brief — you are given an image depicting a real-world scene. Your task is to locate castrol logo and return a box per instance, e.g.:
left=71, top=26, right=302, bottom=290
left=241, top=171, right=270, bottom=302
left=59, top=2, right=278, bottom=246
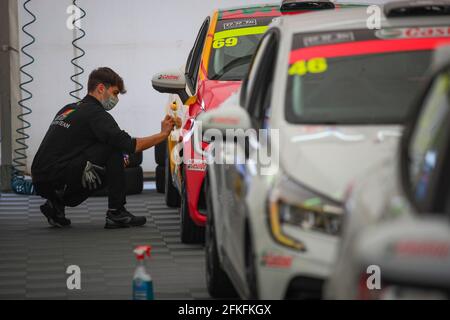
left=158, top=74, right=179, bottom=81
left=403, top=27, right=450, bottom=38
left=377, top=26, right=450, bottom=39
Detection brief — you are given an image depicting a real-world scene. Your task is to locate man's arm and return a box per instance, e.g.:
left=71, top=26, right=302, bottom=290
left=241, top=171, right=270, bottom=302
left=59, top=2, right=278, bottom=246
left=89, top=109, right=137, bottom=154
left=134, top=115, right=175, bottom=153
left=135, top=132, right=167, bottom=153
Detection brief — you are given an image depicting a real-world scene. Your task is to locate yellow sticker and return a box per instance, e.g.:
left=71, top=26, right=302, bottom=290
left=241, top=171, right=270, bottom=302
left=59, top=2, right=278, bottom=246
left=213, top=37, right=239, bottom=49
left=214, top=26, right=268, bottom=40
left=289, top=57, right=328, bottom=76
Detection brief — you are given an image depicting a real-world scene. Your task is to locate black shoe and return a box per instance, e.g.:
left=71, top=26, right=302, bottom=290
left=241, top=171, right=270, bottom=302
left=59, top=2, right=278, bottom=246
left=40, top=200, right=71, bottom=228
left=104, top=208, right=147, bottom=229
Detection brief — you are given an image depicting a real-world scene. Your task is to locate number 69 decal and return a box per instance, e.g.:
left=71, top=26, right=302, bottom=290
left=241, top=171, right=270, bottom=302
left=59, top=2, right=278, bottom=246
left=213, top=37, right=238, bottom=49
left=289, top=57, right=328, bottom=76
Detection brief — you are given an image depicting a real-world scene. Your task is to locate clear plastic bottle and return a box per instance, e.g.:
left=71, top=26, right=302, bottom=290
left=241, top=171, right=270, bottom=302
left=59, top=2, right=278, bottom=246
left=132, top=245, right=154, bottom=300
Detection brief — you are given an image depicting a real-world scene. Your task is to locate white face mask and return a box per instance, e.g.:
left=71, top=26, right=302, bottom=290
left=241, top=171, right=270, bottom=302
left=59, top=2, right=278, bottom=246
left=101, top=94, right=119, bottom=111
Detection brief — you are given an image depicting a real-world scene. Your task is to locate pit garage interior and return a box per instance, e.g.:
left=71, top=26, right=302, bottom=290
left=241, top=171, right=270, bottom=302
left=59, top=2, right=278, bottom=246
left=1, top=0, right=450, bottom=302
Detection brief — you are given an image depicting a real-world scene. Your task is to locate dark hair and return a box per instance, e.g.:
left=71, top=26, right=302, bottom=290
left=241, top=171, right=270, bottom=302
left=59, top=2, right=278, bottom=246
left=87, top=67, right=126, bottom=94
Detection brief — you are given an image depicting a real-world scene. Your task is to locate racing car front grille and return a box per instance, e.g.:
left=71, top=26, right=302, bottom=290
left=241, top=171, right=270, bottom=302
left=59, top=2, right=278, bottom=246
left=284, top=276, right=324, bottom=300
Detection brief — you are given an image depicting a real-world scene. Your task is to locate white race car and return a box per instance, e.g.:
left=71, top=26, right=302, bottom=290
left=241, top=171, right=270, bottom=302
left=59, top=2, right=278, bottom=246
left=198, top=0, right=450, bottom=299
left=325, top=48, right=450, bottom=300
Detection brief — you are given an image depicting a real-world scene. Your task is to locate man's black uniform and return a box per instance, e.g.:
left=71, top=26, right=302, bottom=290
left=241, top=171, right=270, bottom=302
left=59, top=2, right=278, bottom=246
left=32, top=95, right=136, bottom=211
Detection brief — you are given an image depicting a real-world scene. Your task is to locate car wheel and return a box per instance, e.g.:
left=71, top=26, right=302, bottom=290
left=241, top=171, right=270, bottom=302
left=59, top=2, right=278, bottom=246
left=127, top=152, right=143, bottom=168
left=180, top=168, right=205, bottom=244
left=165, top=145, right=180, bottom=207
left=245, top=230, right=259, bottom=300
left=155, top=140, right=167, bottom=166
left=205, top=170, right=237, bottom=298
left=155, top=165, right=165, bottom=194
left=125, top=166, right=144, bottom=195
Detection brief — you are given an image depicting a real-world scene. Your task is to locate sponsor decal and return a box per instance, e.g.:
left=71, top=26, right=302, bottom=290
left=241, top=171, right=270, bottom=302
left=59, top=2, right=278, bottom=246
left=375, top=28, right=403, bottom=40
left=292, top=27, right=450, bottom=63
left=393, top=241, right=450, bottom=258
left=213, top=37, right=238, bottom=49
left=54, top=108, right=76, bottom=121
left=52, top=108, right=76, bottom=129
left=223, top=19, right=257, bottom=30
left=158, top=74, right=179, bottom=81
left=303, top=32, right=355, bottom=47
left=290, top=38, right=450, bottom=63
left=289, top=57, right=328, bottom=77
left=51, top=120, right=71, bottom=129
left=186, top=159, right=207, bottom=172
left=261, top=251, right=293, bottom=268
left=214, top=26, right=268, bottom=41
left=210, top=116, right=240, bottom=125
left=376, top=27, right=450, bottom=40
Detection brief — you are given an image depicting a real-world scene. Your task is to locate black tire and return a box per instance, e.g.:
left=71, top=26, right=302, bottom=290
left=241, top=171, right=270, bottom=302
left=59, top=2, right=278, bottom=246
left=155, top=140, right=167, bottom=166
left=205, top=171, right=237, bottom=298
left=155, top=165, right=165, bottom=194
left=165, top=144, right=180, bottom=207
left=127, top=152, right=143, bottom=168
left=124, top=166, right=144, bottom=195
left=92, top=166, right=143, bottom=197
left=245, top=229, right=259, bottom=300
left=180, top=168, right=205, bottom=244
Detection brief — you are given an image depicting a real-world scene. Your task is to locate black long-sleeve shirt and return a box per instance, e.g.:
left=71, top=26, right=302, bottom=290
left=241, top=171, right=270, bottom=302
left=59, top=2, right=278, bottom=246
left=32, top=95, right=136, bottom=183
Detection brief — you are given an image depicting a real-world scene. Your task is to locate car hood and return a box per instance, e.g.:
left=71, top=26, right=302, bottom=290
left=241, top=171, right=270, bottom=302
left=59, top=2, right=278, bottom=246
left=197, top=80, right=241, bottom=112
left=279, top=125, right=403, bottom=202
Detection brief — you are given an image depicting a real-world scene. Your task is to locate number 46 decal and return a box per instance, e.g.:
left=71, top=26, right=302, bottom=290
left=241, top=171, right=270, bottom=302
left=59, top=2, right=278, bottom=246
left=213, top=37, right=238, bottom=49
left=289, top=57, right=328, bottom=76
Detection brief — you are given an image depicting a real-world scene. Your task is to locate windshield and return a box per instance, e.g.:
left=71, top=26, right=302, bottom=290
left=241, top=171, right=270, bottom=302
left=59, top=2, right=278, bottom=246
left=285, top=27, right=450, bottom=125
left=208, top=16, right=278, bottom=81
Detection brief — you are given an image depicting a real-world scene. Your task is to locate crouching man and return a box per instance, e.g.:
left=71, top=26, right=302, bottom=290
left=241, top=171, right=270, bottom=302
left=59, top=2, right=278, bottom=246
left=32, top=67, right=177, bottom=229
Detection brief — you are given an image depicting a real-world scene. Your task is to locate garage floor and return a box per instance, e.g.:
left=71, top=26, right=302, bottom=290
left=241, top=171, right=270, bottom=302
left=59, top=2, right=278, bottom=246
left=0, top=188, right=210, bottom=300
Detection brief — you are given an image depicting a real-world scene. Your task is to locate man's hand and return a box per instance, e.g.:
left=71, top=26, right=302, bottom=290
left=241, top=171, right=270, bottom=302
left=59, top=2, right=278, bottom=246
left=81, top=161, right=106, bottom=190
left=134, top=115, right=177, bottom=153
left=161, top=115, right=175, bottom=137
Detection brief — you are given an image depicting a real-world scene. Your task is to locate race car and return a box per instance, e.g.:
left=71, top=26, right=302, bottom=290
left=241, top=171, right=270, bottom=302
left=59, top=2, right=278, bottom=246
left=325, top=46, right=450, bottom=300
left=151, top=1, right=352, bottom=243
left=197, top=0, right=450, bottom=299
left=152, top=3, right=284, bottom=243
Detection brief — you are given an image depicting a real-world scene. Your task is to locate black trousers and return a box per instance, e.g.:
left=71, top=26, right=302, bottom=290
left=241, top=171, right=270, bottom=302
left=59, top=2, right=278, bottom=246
left=35, top=144, right=126, bottom=210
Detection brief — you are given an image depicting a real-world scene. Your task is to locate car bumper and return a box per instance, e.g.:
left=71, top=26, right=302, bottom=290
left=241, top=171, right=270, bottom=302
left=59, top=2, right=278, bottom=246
left=180, top=135, right=210, bottom=227
left=185, top=167, right=207, bottom=226
left=255, top=231, right=338, bottom=300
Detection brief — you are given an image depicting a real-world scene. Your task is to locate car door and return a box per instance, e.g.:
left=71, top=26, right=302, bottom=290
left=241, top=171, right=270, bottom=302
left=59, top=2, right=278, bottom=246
left=222, top=31, right=279, bottom=279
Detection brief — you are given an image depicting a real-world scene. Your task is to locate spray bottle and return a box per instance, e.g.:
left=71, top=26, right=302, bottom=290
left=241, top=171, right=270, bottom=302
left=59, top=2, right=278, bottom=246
left=132, top=245, right=154, bottom=300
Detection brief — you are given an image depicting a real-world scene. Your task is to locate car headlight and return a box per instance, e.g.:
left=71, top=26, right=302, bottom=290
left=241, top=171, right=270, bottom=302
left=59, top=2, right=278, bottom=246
left=268, top=176, right=344, bottom=251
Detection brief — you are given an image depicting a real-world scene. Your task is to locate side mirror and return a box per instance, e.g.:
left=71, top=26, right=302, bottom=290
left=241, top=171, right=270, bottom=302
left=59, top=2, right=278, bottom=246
left=354, top=217, right=450, bottom=299
left=151, top=70, right=189, bottom=103
left=400, top=60, right=450, bottom=212
left=197, top=103, right=252, bottom=139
